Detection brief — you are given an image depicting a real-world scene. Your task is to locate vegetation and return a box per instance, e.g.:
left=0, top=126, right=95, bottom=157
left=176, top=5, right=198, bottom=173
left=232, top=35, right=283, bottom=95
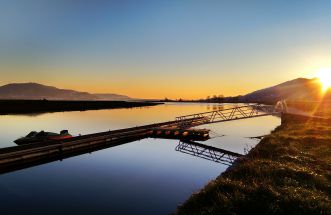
left=176, top=111, right=331, bottom=214
left=161, top=95, right=243, bottom=103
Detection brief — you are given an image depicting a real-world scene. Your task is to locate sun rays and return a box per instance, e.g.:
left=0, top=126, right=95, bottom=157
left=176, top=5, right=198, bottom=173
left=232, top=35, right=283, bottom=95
left=316, top=68, right=331, bottom=92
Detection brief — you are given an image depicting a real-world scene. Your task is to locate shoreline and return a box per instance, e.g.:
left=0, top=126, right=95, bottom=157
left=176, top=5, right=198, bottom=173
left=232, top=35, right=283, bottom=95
left=0, top=100, right=162, bottom=115
left=176, top=113, right=331, bottom=214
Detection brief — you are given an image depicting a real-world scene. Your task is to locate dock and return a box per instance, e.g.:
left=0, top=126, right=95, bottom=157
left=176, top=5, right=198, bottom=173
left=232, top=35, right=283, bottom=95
left=0, top=104, right=284, bottom=174
left=150, top=128, right=210, bottom=140
left=0, top=118, right=208, bottom=174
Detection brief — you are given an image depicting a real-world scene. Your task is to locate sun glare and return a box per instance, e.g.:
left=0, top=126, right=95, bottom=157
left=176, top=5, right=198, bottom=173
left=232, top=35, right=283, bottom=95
left=316, top=68, right=331, bottom=92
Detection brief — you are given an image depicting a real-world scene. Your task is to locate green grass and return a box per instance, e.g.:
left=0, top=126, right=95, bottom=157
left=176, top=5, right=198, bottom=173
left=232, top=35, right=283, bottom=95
left=176, top=114, right=331, bottom=215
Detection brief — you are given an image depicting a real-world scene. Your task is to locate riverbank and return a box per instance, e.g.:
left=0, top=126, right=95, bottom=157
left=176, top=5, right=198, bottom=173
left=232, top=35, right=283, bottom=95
left=0, top=100, right=162, bottom=115
left=176, top=113, right=331, bottom=214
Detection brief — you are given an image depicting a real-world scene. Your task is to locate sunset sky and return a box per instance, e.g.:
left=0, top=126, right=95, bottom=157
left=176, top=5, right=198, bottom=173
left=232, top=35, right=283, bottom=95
left=1, top=0, right=331, bottom=99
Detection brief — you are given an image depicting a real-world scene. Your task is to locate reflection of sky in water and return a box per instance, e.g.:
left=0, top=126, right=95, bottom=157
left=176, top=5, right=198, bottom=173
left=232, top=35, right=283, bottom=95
left=0, top=103, right=280, bottom=215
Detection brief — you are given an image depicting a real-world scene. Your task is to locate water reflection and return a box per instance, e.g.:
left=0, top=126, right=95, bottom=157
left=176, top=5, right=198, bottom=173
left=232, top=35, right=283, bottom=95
left=0, top=103, right=281, bottom=215
left=1, top=137, right=242, bottom=175
left=175, top=140, right=242, bottom=166
left=206, top=104, right=225, bottom=111
left=0, top=136, right=144, bottom=175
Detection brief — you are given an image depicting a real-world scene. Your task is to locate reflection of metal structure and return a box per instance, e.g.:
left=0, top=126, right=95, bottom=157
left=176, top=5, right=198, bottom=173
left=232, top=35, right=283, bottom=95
left=176, top=104, right=283, bottom=128
left=175, top=140, right=243, bottom=166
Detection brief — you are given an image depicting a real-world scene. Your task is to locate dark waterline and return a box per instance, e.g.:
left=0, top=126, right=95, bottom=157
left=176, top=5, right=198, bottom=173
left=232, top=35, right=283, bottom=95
left=0, top=100, right=161, bottom=115
left=0, top=103, right=280, bottom=214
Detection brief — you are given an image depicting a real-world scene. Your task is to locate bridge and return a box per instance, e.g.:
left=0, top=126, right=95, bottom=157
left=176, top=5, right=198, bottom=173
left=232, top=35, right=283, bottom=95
left=175, top=104, right=279, bottom=128
left=0, top=103, right=285, bottom=174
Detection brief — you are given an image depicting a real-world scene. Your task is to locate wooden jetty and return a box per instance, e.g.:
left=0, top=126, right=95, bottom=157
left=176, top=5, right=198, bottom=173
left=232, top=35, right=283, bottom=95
left=0, top=118, right=208, bottom=174
left=0, top=104, right=283, bottom=174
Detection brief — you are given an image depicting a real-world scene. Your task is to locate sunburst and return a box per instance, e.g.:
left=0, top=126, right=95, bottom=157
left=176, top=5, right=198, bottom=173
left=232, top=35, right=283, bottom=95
left=316, top=68, right=331, bottom=92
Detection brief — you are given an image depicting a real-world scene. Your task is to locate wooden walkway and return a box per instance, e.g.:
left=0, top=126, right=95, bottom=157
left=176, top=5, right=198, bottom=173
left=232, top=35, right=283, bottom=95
left=0, top=104, right=281, bottom=174
left=0, top=118, right=208, bottom=174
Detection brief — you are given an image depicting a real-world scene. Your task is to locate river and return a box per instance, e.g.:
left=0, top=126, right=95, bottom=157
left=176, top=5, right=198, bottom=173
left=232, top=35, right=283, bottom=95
left=0, top=102, right=280, bottom=215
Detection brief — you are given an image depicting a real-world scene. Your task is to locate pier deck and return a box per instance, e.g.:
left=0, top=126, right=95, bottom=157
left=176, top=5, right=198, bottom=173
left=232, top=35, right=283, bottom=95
left=0, top=104, right=282, bottom=174
left=0, top=118, right=208, bottom=174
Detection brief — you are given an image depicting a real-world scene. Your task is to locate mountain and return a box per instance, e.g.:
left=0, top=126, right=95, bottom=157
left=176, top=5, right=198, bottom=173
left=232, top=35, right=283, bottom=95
left=94, top=93, right=131, bottom=101
left=240, top=78, right=330, bottom=103
left=0, top=83, right=131, bottom=101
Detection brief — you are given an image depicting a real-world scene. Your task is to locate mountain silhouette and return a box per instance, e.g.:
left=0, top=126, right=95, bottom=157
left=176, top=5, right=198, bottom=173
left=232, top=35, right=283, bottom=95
left=241, top=78, right=330, bottom=103
left=0, top=83, right=131, bottom=101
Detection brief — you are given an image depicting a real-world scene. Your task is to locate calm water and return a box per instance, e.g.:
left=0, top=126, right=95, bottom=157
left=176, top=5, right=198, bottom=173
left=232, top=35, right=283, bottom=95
left=0, top=103, right=280, bottom=215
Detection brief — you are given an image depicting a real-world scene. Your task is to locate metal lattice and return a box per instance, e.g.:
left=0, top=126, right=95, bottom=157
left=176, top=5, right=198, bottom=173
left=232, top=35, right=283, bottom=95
left=175, top=140, right=242, bottom=166
left=175, top=104, right=281, bottom=128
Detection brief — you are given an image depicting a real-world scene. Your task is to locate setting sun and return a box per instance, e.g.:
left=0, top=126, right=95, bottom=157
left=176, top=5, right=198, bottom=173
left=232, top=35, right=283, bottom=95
left=316, top=68, right=331, bottom=91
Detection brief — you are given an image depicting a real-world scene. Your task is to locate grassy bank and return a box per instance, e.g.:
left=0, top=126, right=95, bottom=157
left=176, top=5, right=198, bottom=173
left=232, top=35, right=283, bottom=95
left=0, top=100, right=162, bottom=115
left=176, top=113, right=331, bottom=214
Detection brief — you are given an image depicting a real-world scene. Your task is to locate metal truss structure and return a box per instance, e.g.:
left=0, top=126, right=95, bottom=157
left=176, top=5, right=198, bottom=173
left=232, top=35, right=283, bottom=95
left=175, top=104, right=281, bottom=128
left=175, top=140, right=242, bottom=166
left=173, top=102, right=289, bottom=164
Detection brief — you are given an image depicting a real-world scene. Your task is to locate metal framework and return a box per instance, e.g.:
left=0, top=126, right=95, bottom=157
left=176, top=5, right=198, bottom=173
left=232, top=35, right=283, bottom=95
left=175, top=140, right=242, bottom=166
left=173, top=103, right=288, bottom=164
left=175, top=104, right=280, bottom=128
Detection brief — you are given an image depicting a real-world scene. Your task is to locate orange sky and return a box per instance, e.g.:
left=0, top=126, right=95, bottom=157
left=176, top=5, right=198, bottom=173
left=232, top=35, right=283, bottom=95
left=1, top=1, right=331, bottom=99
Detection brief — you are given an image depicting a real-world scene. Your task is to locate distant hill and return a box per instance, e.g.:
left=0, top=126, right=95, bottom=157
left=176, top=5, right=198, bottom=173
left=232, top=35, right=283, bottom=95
left=198, top=78, right=331, bottom=104
left=241, top=78, right=330, bottom=103
left=93, top=93, right=131, bottom=101
left=0, top=83, right=131, bottom=101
